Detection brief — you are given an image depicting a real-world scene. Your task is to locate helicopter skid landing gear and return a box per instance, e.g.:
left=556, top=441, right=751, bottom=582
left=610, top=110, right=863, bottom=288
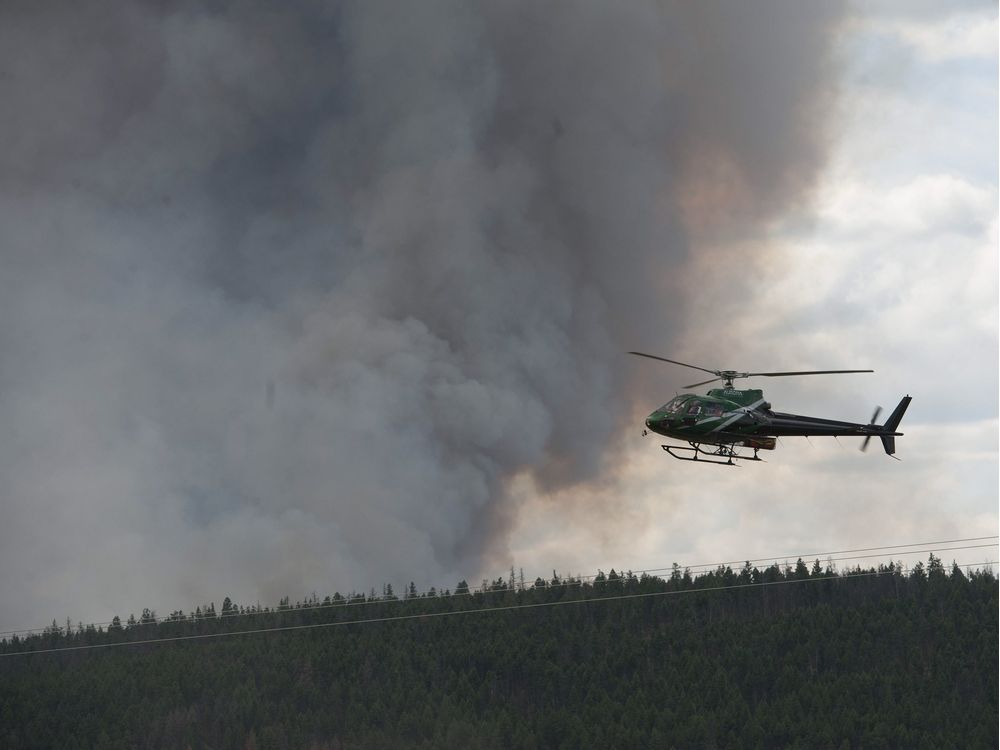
left=662, top=442, right=764, bottom=466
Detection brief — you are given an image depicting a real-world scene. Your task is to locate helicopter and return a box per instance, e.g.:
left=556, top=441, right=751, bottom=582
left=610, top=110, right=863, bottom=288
left=629, top=352, right=911, bottom=466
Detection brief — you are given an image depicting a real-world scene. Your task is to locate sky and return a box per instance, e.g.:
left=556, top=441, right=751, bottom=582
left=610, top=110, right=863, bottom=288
left=0, top=0, right=996, bottom=632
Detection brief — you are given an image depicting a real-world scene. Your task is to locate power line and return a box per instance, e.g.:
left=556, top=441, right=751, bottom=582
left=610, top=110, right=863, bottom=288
left=1, top=536, right=995, bottom=637
left=686, top=544, right=997, bottom=573
left=3, top=541, right=995, bottom=637
left=2, top=560, right=995, bottom=658
left=639, top=535, right=1000, bottom=577
left=563, top=544, right=997, bottom=596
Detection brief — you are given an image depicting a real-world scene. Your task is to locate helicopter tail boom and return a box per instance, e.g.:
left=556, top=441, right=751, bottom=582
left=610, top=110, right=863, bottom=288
left=878, top=395, right=911, bottom=455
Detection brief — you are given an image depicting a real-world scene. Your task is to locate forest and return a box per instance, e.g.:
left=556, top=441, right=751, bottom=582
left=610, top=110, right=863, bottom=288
left=1, top=555, right=996, bottom=749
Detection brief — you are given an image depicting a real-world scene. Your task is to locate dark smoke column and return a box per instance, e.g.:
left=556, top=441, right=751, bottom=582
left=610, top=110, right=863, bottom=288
left=296, top=1, right=847, bottom=570
left=0, top=1, right=845, bottom=621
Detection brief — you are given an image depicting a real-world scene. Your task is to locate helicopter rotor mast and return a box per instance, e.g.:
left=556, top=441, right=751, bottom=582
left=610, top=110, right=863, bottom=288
left=627, top=351, right=873, bottom=389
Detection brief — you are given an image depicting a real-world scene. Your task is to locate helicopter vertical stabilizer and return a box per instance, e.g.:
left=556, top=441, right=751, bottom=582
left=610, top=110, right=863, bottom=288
left=879, top=395, right=911, bottom=455
left=879, top=435, right=895, bottom=455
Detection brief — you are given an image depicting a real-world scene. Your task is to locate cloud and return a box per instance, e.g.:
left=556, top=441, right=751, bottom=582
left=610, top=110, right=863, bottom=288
left=882, top=10, right=997, bottom=63
left=820, top=174, right=995, bottom=239
left=723, top=172, right=997, bottom=425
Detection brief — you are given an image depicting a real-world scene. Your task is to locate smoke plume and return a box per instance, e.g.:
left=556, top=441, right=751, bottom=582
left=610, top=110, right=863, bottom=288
left=0, top=1, right=845, bottom=625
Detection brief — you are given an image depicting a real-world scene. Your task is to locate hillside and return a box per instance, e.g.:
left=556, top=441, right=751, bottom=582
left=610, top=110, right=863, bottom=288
left=1, top=557, right=996, bottom=749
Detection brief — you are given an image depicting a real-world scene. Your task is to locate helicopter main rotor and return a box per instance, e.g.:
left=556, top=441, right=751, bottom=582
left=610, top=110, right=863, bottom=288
left=628, top=351, right=873, bottom=389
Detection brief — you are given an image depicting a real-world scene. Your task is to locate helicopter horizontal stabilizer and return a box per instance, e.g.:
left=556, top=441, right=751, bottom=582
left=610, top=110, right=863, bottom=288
left=879, top=395, right=911, bottom=455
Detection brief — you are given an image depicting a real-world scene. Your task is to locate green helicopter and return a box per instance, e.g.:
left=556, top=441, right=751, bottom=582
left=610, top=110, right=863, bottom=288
left=630, top=352, right=911, bottom=466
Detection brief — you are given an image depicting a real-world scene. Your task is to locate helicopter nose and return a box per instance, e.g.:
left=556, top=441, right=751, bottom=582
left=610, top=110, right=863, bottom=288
left=645, top=413, right=666, bottom=431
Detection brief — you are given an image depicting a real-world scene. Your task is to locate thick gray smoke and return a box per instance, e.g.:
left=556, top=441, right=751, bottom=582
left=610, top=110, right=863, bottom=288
left=0, top=1, right=844, bottom=626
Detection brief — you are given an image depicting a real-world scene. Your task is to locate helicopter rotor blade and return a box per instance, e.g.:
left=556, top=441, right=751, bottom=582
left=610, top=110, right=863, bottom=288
left=627, top=352, right=718, bottom=376
left=746, top=369, right=874, bottom=378
left=629, top=354, right=874, bottom=388
left=682, top=377, right=723, bottom=389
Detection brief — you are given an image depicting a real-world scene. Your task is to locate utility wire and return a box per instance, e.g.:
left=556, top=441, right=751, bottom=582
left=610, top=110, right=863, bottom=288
left=638, top=535, right=1000, bottom=578
left=3, top=562, right=995, bottom=658
left=0, top=548, right=997, bottom=642
left=674, top=544, right=997, bottom=578
left=1, top=537, right=995, bottom=638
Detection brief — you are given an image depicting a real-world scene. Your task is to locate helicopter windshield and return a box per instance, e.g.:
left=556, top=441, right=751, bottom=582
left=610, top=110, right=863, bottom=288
left=659, top=396, right=687, bottom=414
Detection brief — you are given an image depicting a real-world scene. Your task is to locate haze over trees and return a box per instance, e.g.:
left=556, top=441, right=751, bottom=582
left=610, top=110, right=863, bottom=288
left=1, top=555, right=996, bottom=749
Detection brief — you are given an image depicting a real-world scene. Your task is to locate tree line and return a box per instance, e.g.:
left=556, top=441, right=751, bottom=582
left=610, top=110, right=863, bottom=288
left=1, top=555, right=996, bottom=748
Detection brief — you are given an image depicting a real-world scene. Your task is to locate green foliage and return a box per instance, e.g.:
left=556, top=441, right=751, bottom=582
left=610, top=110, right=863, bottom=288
left=0, top=559, right=996, bottom=748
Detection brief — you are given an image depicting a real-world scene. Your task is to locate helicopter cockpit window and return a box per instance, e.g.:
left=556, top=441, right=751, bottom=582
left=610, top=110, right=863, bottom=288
left=686, top=403, right=702, bottom=416
left=703, top=403, right=724, bottom=417
left=660, top=397, right=686, bottom=414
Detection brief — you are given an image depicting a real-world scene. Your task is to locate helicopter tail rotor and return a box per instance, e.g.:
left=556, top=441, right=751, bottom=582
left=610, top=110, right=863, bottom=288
left=860, top=396, right=912, bottom=456
left=860, top=405, right=882, bottom=452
